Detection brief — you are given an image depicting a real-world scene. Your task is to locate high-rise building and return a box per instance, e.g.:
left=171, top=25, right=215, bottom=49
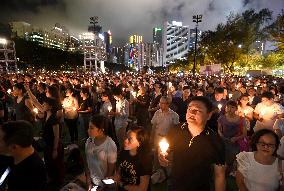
left=129, top=34, right=144, bottom=70
left=10, top=22, right=70, bottom=51
left=153, top=27, right=163, bottom=45
left=0, top=38, right=17, bottom=73
left=188, top=28, right=202, bottom=51
left=143, top=43, right=163, bottom=67
left=163, top=21, right=190, bottom=65
left=79, top=32, right=106, bottom=71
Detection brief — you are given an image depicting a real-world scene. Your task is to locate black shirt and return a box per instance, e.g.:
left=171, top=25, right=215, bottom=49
left=171, top=97, right=190, bottom=123
left=118, top=150, right=152, bottom=189
left=79, top=97, right=92, bottom=113
left=7, top=152, right=47, bottom=191
left=42, top=113, right=59, bottom=147
left=167, top=123, right=225, bottom=191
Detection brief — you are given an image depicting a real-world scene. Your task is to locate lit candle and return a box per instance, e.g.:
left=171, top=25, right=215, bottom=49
left=229, top=93, right=232, bottom=99
left=132, top=91, right=137, bottom=98
left=107, top=106, right=112, bottom=112
left=72, top=107, right=76, bottom=111
left=168, top=82, right=172, bottom=88
left=159, top=138, right=169, bottom=156
left=7, top=89, right=11, bottom=94
left=254, top=87, right=257, bottom=90
left=218, top=104, right=222, bottom=110
left=33, top=108, right=38, bottom=114
left=260, top=110, right=265, bottom=118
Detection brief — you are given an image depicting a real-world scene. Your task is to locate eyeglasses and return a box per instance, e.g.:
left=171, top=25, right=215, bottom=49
left=257, top=142, right=276, bottom=149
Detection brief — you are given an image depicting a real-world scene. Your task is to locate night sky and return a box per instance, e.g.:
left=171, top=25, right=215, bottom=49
left=1, top=0, right=284, bottom=45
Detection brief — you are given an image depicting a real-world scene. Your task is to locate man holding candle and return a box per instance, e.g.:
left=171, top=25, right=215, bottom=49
left=254, top=92, right=284, bottom=132
left=158, top=96, right=226, bottom=191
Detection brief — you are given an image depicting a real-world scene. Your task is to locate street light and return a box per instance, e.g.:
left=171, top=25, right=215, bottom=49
left=192, top=15, right=202, bottom=76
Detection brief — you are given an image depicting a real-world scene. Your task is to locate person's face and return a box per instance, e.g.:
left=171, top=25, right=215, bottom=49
left=13, top=87, right=20, bottom=96
left=88, top=122, right=103, bottom=138
left=240, top=96, right=249, bottom=105
left=154, top=84, right=160, bottom=91
left=124, top=131, right=140, bottom=151
left=186, top=100, right=211, bottom=128
left=183, top=89, right=191, bottom=98
left=42, top=102, right=51, bottom=112
left=225, top=105, right=237, bottom=114
left=0, top=128, right=10, bottom=156
left=261, top=97, right=273, bottom=106
left=101, top=96, right=108, bottom=102
left=248, top=89, right=255, bottom=96
left=256, top=134, right=277, bottom=156
left=46, top=88, right=51, bottom=98
left=215, top=93, right=224, bottom=101
left=66, top=90, right=72, bottom=97
left=196, top=90, right=203, bottom=96
left=159, top=99, right=169, bottom=111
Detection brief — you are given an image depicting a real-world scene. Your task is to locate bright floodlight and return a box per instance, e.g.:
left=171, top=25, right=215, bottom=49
left=0, top=38, right=7, bottom=44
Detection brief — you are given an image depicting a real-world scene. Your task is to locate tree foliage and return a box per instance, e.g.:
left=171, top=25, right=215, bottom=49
left=200, top=9, right=272, bottom=73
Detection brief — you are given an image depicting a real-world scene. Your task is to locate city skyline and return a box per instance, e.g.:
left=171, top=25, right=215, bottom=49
left=1, top=0, right=284, bottom=45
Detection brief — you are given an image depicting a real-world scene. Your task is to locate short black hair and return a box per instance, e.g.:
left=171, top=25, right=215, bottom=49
left=215, top=87, right=224, bottom=94
left=189, top=96, right=213, bottom=113
left=251, top=129, right=280, bottom=156
left=226, top=100, right=238, bottom=108
left=89, top=115, right=109, bottom=135
left=261, top=91, right=274, bottom=100
left=1, top=120, right=34, bottom=147
left=112, top=87, right=122, bottom=96
left=14, top=83, right=26, bottom=93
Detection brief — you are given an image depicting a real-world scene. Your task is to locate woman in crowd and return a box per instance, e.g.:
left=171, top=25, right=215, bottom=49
left=42, top=97, right=65, bottom=189
left=63, top=88, right=79, bottom=143
left=85, top=115, right=117, bottom=190
left=113, top=126, right=152, bottom=191
left=78, top=87, right=92, bottom=138
left=237, top=93, right=254, bottom=135
left=236, top=129, right=283, bottom=191
left=218, top=100, right=248, bottom=174
left=133, top=86, right=150, bottom=129
left=13, top=83, right=35, bottom=123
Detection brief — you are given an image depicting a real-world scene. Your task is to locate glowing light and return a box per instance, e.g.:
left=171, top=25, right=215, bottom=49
left=159, top=138, right=169, bottom=155
left=33, top=108, right=38, bottom=114
left=229, top=94, right=232, bottom=99
left=0, top=38, right=7, bottom=44
left=107, top=106, right=112, bottom=112
left=7, top=89, right=11, bottom=94
left=218, top=104, right=222, bottom=110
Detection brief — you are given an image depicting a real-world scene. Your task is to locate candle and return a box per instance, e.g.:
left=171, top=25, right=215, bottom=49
left=254, top=87, right=257, bottom=90
left=107, top=106, right=112, bottom=112
left=218, top=104, right=222, bottom=110
left=72, top=107, right=76, bottom=111
left=132, top=91, right=137, bottom=98
left=33, top=108, right=38, bottom=114
left=159, top=138, right=169, bottom=155
left=229, top=93, right=232, bottom=99
left=7, top=89, right=11, bottom=94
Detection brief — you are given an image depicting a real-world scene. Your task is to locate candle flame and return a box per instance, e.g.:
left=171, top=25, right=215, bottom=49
left=33, top=108, right=38, bottom=114
left=159, top=138, right=169, bottom=155
left=218, top=104, right=222, bottom=110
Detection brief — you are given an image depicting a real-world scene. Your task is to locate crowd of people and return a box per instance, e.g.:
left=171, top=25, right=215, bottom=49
left=0, top=71, right=283, bottom=191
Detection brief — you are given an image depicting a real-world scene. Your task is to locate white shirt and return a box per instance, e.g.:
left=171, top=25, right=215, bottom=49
left=114, top=98, right=129, bottom=128
left=254, top=102, right=284, bottom=131
left=85, top=136, right=117, bottom=186
left=151, top=108, right=179, bottom=137
left=237, top=152, right=282, bottom=191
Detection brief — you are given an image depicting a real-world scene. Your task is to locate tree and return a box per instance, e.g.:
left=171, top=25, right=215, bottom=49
left=199, top=9, right=272, bottom=73
left=267, top=10, right=284, bottom=52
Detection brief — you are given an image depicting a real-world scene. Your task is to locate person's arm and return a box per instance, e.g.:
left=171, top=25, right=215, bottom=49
left=78, top=107, right=92, bottom=113
left=25, top=98, right=34, bottom=112
left=217, top=121, right=224, bottom=138
left=214, top=164, right=226, bottom=191
left=24, top=84, right=44, bottom=112
left=52, top=124, right=60, bottom=159
left=106, top=163, right=116, bottom=177
left=123, top=175, right=150, bottom=191
left=235, top=170, right=249, bottom=191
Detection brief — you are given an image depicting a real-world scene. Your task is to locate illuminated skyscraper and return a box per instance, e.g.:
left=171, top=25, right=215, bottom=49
left=153, top=27, right=163, bottom=45
left=163, top=21, right=190, bottom=65
left=129, top=34, right=144, bottom=70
